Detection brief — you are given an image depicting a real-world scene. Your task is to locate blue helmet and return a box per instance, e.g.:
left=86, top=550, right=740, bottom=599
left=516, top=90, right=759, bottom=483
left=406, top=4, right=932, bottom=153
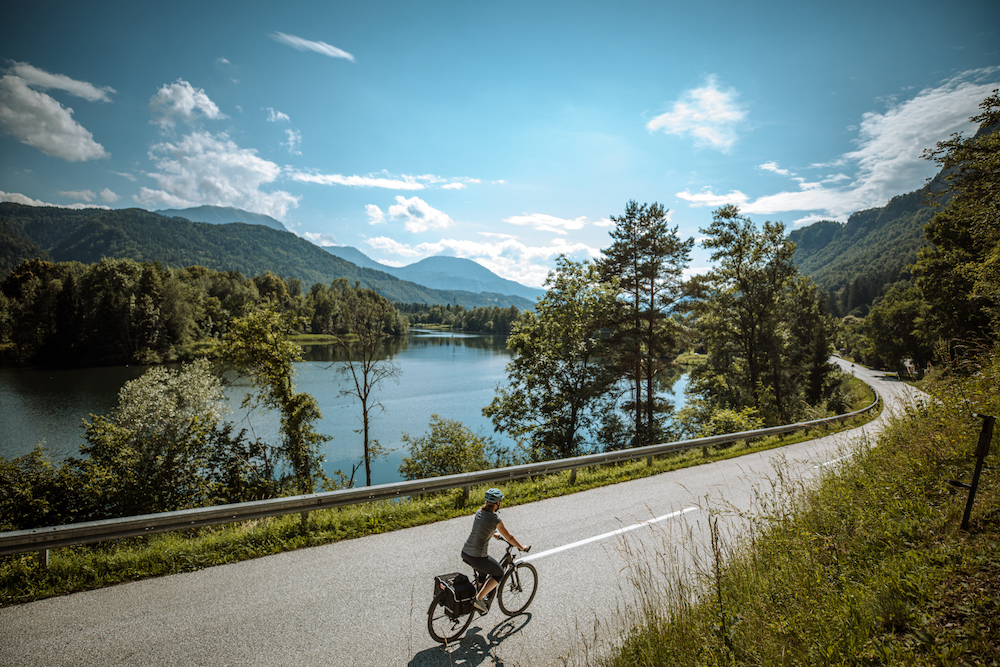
left=484, top=488, right=504, bottom=503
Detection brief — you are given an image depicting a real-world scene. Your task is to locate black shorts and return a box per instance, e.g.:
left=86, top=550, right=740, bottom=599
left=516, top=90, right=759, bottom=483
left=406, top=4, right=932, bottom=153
left=461, top=551, right=503, bottom=581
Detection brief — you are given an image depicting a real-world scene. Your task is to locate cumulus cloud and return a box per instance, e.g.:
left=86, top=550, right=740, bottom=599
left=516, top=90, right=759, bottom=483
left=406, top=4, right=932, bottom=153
left=0, top=71, right=109, bottom=161
left=100, top=188, right=120, bottom=203
left=441, top=182, right=465, bottom=190
left=503, top=212, right=589, bottom=235
left=290, top=170, right=425, bottom=190
left=9, top=62, right=116, bottom=102
left=678, top=69, right=1000, bottom=223
left=60, top=189, right=95, bottom=201
left=1, top=190, right=109, bottom=209
left=149, top=80, right=226, bottom=129
left=647, top=75, right=746, bottom=151
left=388, top=196, right=454, bottom=232
left=366, top=204, right=385, bottom=225
left=135, top=130, right=299, bottom=219
left=270, top=32, right=355, bottom=62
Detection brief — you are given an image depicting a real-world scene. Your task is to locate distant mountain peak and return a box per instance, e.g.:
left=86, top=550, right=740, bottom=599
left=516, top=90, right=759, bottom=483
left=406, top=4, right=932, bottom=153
left=323, top=246, right=544, bottom=301
left=154, top=205, right=287, bottom=232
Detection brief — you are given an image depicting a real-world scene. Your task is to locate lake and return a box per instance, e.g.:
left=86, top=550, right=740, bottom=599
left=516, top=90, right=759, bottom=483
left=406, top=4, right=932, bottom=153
left=0, top=330, right=688, bottom=485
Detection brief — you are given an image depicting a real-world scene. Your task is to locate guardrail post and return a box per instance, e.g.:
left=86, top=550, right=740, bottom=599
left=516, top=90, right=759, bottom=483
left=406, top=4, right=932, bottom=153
left=569, top=468, right=577, bottom=485
left=462, top=486, right=469, bottom=503
left=300, top=511, right=309, bottom=526
left=646, top=455, right=653, bottom=467
left=37, top=549, right=49, bottom=568
left=961, top=414, right=995, bottom=531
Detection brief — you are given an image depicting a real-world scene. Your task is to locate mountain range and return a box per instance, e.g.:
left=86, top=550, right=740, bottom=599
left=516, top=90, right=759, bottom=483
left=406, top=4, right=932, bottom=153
left=0, top=204, right=536, bottom=309
left=156, top=206, right=544, bottom=301
left=154, top=206, right=288, bottom=232
left=2, top=183, right=942, bottom=317
left=323, top=246, right=545, bottom=301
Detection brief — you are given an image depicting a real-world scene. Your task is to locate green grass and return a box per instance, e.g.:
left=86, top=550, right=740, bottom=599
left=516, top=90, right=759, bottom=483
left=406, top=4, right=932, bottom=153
left=600, top=351, right=1000, bottom=666
left=0, top=376, right=876, bottom=607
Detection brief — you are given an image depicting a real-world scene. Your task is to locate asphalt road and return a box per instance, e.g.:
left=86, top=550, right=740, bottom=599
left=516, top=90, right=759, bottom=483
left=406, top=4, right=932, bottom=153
left=0, top=359, right=925, bottom=667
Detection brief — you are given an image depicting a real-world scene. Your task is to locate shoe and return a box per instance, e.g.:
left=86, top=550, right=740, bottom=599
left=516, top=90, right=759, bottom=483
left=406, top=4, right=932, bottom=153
left=472, top=597, right=487, bottom=613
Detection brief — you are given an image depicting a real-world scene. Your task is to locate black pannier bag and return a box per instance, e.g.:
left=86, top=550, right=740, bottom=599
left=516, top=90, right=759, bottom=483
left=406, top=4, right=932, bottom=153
left=434, top=572, right=477, bottom=616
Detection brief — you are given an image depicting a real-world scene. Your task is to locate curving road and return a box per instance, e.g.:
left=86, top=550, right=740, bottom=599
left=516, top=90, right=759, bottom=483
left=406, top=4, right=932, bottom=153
left=0, top=359, right=925, bottom=667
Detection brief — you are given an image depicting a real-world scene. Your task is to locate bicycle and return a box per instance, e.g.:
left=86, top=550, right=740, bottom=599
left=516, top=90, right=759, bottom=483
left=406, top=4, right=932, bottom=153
left=427, top=536, right=538, bottom=643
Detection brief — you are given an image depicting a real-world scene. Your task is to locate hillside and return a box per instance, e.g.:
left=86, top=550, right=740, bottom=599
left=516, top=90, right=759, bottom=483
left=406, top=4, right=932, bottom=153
left=0, top=204, right=534, bottom=309
left=154, top=205, right=288, bottom=232
left=325, top=246, right=545, bottom=300
left=789, top=185, right=936, bottom=315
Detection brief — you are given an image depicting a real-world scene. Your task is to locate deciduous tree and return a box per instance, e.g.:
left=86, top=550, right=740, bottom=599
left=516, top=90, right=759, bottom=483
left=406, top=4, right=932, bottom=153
left=485, top=257, right=624, bottom=459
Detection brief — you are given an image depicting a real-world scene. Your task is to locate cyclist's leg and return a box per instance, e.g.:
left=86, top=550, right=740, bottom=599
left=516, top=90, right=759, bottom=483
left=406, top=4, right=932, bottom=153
left=461, top=552, right=503, bottom=599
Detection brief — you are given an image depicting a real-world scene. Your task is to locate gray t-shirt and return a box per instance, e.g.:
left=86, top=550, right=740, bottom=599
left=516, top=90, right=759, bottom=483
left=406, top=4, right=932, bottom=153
left=461, top=508, right=501, bottom=558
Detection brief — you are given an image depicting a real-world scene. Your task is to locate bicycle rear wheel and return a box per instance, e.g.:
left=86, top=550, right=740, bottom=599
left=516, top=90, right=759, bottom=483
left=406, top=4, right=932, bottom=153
left=497, top=562, right=538, bottom=615
left=427, top=592, right=474, bottom=643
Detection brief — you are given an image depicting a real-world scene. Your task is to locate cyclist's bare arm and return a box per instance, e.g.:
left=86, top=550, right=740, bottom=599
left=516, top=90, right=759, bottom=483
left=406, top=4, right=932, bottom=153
left=495, top=521, right=528, bottom=551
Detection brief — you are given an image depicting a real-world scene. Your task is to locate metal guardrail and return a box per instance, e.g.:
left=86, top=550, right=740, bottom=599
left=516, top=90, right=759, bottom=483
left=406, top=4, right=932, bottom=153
left=0, top=392, right=880, bottom=558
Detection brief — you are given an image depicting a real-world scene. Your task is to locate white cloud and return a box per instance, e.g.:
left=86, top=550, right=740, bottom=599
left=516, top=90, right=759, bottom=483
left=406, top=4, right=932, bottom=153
left=758, top=161, right=790, bottom=176
left=679, top=69, right=1000, bottom=222
left=270, top=32, right=355, bottom=62
left=60, top=189, right=95, bottom=201
left=1, top=190, right=109, bottom=209
left=100, top=188, right=120, bottom=203
left=283, top=129, right=301, bottom=154
left=301, top=231, right=339, bottom=246
left=388, top=196, right=454, bottom=232
left=0, top=73, right=109, bottom=161
left=503, top=213, right=590, bottom=235
left=441, top=182, right=465, bottom=190
left=367, top=235, right=422, bottom=257
left=290, top=170, right=425, bottom=190
left=366, top=204, right=385, bottom=225
left=149, top=80, right=226, bottom=129
left=265, top=107, right=290, bottom=122
left=675, top=189, right=749, bottom=208
left=115, top=171, right=137, bottom=182
left=592, top=218, right=615, bottom=228
left=135, top=130, right=299, bottom=219
left=364, top=234, right=601, bottom=288
left=9, top=62, right=115, bottom=102
left=647, top=75, right=746, bottom=151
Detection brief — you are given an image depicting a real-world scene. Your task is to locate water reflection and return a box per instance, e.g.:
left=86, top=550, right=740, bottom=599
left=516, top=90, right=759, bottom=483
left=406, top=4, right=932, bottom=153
left=299, top=330, right=511, bottom=362
left=0, top=332, right=692, bottom=487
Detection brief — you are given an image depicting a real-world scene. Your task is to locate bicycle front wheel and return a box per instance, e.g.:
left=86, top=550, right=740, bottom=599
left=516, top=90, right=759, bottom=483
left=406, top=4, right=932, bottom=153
left=497, top=562, right=538, bottom=615
left=427, top=592, right=474, bottom=643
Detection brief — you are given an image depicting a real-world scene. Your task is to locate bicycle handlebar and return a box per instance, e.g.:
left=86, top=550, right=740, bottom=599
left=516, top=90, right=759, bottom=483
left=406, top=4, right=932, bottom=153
left=496, top=534, right=530, bottom=553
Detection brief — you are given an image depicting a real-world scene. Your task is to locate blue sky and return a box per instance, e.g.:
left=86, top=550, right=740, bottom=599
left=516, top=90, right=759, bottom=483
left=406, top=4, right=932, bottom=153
left=1, top=1, right=998, bottom=288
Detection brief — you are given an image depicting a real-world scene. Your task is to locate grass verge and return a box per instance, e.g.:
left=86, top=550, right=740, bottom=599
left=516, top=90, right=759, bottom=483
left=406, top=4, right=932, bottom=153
left=0, top=375, right=876, bottom=607
left=600, top=350, right=1000, bottom=666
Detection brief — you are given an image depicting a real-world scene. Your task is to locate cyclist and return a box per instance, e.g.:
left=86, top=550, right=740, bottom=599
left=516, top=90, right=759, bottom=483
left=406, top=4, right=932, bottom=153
left=461, top=487, right=528, bottom=613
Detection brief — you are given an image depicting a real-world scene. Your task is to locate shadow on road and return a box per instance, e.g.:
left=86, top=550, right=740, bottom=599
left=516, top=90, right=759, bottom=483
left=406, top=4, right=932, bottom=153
left=409, top=613, right=533, bottom=666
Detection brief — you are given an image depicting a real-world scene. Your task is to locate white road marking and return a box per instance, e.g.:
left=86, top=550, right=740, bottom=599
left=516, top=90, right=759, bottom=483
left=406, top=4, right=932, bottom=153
left=815, top=455, right=850, bottom=468
left=516, top=506, right=700, bottom=563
